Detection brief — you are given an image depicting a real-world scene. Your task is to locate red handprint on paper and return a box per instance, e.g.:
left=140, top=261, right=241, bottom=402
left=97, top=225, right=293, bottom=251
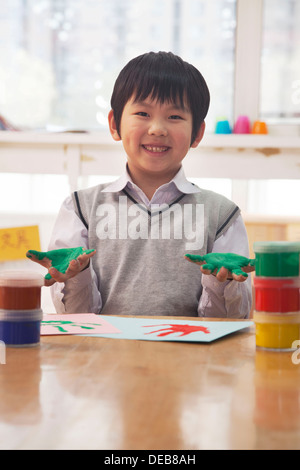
left=143, top=323, right=210, bottom=337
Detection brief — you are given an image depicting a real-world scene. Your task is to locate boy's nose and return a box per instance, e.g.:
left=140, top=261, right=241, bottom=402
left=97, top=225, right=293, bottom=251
left=148, top=120, right=168, bottom=137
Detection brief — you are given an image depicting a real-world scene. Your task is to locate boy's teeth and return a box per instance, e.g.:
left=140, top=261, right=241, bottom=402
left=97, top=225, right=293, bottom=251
left=144, top=145, right=167, bottom=152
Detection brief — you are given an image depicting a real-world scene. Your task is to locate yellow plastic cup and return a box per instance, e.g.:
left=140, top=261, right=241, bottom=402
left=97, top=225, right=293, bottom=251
left=254, top=311, right=300, bottom=351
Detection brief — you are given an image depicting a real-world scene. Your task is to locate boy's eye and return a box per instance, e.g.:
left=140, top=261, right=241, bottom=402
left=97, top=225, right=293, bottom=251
left=135, top=112, right=149, bottom=117
left=169, top=115, right=183, bottom=120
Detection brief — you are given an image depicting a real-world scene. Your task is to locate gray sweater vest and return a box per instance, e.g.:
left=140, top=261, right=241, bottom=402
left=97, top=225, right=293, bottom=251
left=72, top=184, right=240, bottom=316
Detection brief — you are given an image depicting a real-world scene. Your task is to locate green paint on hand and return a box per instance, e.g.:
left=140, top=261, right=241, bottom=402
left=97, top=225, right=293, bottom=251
left=26, top=247, right=95, bottom=279
left=185, top=252, right=255, bottom=277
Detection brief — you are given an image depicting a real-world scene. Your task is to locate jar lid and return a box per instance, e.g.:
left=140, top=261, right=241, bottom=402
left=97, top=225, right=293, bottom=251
left=253, top=310, right=300, bottom=324
left=0, top=271, right=45, bottom=287
left=253, top=276, right=300, bottom=288
left=254, top=311, right=300, bottom=324
left=0, top=308, right=43, bottom=321
left=253, top=241, right=300, bottom=253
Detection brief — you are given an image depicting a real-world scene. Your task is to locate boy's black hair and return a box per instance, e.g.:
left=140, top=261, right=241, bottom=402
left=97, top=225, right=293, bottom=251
left=110, top=51, right=210, bottom=145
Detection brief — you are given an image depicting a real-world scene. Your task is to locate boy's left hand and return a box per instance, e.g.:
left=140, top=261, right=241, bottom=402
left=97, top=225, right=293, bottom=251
left=185, top=252, right=255, bottom=283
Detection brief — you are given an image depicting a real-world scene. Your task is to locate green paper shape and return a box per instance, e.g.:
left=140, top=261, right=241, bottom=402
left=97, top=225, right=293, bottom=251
left=26, top=247, right=95, bottom=279
left=185, top=252, right=255, bottom=277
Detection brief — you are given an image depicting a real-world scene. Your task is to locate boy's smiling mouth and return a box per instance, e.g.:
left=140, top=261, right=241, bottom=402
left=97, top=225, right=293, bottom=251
left=142, top=145, right=170, bottom=153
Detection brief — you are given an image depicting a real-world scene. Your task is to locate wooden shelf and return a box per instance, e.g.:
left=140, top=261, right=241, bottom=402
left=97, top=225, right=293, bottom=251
left=0, top=130, right=300, bottom=148
left=1, top=131, right=300, bottom=191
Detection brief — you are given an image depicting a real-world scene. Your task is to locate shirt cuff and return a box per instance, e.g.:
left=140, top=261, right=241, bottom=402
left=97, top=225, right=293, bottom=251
left=51, top=267, right=101, bottom=314
left=199, top=273, right=251, bottom=319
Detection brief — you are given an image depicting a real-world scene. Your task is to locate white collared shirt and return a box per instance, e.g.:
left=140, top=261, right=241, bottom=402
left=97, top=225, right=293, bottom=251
left=49, top=166, right=252, bottom=318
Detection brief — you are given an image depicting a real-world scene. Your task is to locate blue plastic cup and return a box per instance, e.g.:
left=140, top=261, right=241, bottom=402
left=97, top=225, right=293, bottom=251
left=215, top=119, right=231, bottom=134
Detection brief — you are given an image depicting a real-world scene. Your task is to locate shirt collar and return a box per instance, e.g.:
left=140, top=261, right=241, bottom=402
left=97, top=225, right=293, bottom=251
left=171, top=166, right=201, bottom=194
left=101, top=165, right=201, bottom=195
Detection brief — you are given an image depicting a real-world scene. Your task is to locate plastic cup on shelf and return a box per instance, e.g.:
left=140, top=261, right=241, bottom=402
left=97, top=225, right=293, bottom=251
left=233, top=115, right=250, bottom=134
left=251, top=120, right=268, bottom=134
left=215, top=119, right=231, bottom=134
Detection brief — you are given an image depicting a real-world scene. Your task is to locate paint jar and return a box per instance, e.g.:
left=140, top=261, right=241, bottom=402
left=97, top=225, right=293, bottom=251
left=254, top=277, right=300, bottom=313
left=253, top=311, right=300, bottom=351
left=254, top=241, right=300, bottom=277
left=0, top=271, right=44, bottom=310
left=0, top=308, right=43, bottom=347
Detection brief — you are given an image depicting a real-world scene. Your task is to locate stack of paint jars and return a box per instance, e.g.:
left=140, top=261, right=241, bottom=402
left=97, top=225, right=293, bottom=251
left=253, top=241, right=300, bottom=351
left=0, top=271, right=44, bottom=347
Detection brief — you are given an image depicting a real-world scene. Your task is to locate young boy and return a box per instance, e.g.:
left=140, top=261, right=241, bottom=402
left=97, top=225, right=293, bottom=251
left=34, top=51, right=253, bottom=318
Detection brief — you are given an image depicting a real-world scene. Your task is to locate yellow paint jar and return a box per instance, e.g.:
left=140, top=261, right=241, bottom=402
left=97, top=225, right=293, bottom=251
left=254, top=311, right=300, bottom=351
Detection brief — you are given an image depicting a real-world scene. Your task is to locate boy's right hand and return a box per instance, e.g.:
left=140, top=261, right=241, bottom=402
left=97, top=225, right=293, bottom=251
left=26, top=247, right=96, bottom=286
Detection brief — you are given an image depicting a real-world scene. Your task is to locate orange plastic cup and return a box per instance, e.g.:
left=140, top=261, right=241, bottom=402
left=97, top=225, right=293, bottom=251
left=251, top=121, right=268, bottom=134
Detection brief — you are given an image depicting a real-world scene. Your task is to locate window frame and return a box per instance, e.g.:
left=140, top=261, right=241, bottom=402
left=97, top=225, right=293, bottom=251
left=234, top=0, right=300, bottom=136
left=234, top=0, right=263, bottom=123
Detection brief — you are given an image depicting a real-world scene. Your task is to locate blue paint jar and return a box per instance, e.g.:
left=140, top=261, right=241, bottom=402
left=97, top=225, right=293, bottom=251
left=0, top=309, right=43, bottom=347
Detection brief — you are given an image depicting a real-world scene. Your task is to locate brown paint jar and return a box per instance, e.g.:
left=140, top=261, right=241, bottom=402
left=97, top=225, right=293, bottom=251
left=0, top=271, right=44, bottom=310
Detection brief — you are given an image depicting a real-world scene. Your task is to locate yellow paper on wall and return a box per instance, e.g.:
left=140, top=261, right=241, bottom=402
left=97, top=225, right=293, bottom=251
left=0, top=225, right=41, bottom=261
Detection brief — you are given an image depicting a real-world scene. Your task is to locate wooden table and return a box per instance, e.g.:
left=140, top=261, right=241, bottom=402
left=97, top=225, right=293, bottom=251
left=0, top=316, right=299, bottom=450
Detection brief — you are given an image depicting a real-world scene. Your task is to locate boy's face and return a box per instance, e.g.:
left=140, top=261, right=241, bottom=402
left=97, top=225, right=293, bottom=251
left=109, top=95, right=204, bottom=183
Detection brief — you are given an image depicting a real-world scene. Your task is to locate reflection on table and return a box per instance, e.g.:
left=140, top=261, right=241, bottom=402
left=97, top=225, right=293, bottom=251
left=0, top=317, right=299, bottom=450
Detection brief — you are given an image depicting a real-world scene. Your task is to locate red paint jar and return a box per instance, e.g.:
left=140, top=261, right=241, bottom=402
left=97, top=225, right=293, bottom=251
left=254, top=276, right=300, bottom=313
left=0, top=271, right=44, bottom=310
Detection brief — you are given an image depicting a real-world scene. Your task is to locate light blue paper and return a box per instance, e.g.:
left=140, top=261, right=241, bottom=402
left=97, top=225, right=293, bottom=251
left=83, top=315, right=253, bottom=343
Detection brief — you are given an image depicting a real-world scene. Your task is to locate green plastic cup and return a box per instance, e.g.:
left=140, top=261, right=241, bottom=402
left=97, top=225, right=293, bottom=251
left=254, top=241, right=300, bottom=277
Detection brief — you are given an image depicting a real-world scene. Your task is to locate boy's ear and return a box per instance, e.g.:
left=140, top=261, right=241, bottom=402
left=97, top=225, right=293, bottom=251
left=108, top=109, right=121, bottom=141
left=190, top=121, right=206, bottom=148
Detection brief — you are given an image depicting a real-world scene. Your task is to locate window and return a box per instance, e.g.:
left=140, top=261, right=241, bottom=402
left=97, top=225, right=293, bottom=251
left=260, top=0, right=300, bottom=122
left=247, top=179, right=300, bottom=217
left=0, top=0, right=236, bottom=132
left=1, top=1, right=300, bottom=131
left=0, top=0, right=300, bottom=224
